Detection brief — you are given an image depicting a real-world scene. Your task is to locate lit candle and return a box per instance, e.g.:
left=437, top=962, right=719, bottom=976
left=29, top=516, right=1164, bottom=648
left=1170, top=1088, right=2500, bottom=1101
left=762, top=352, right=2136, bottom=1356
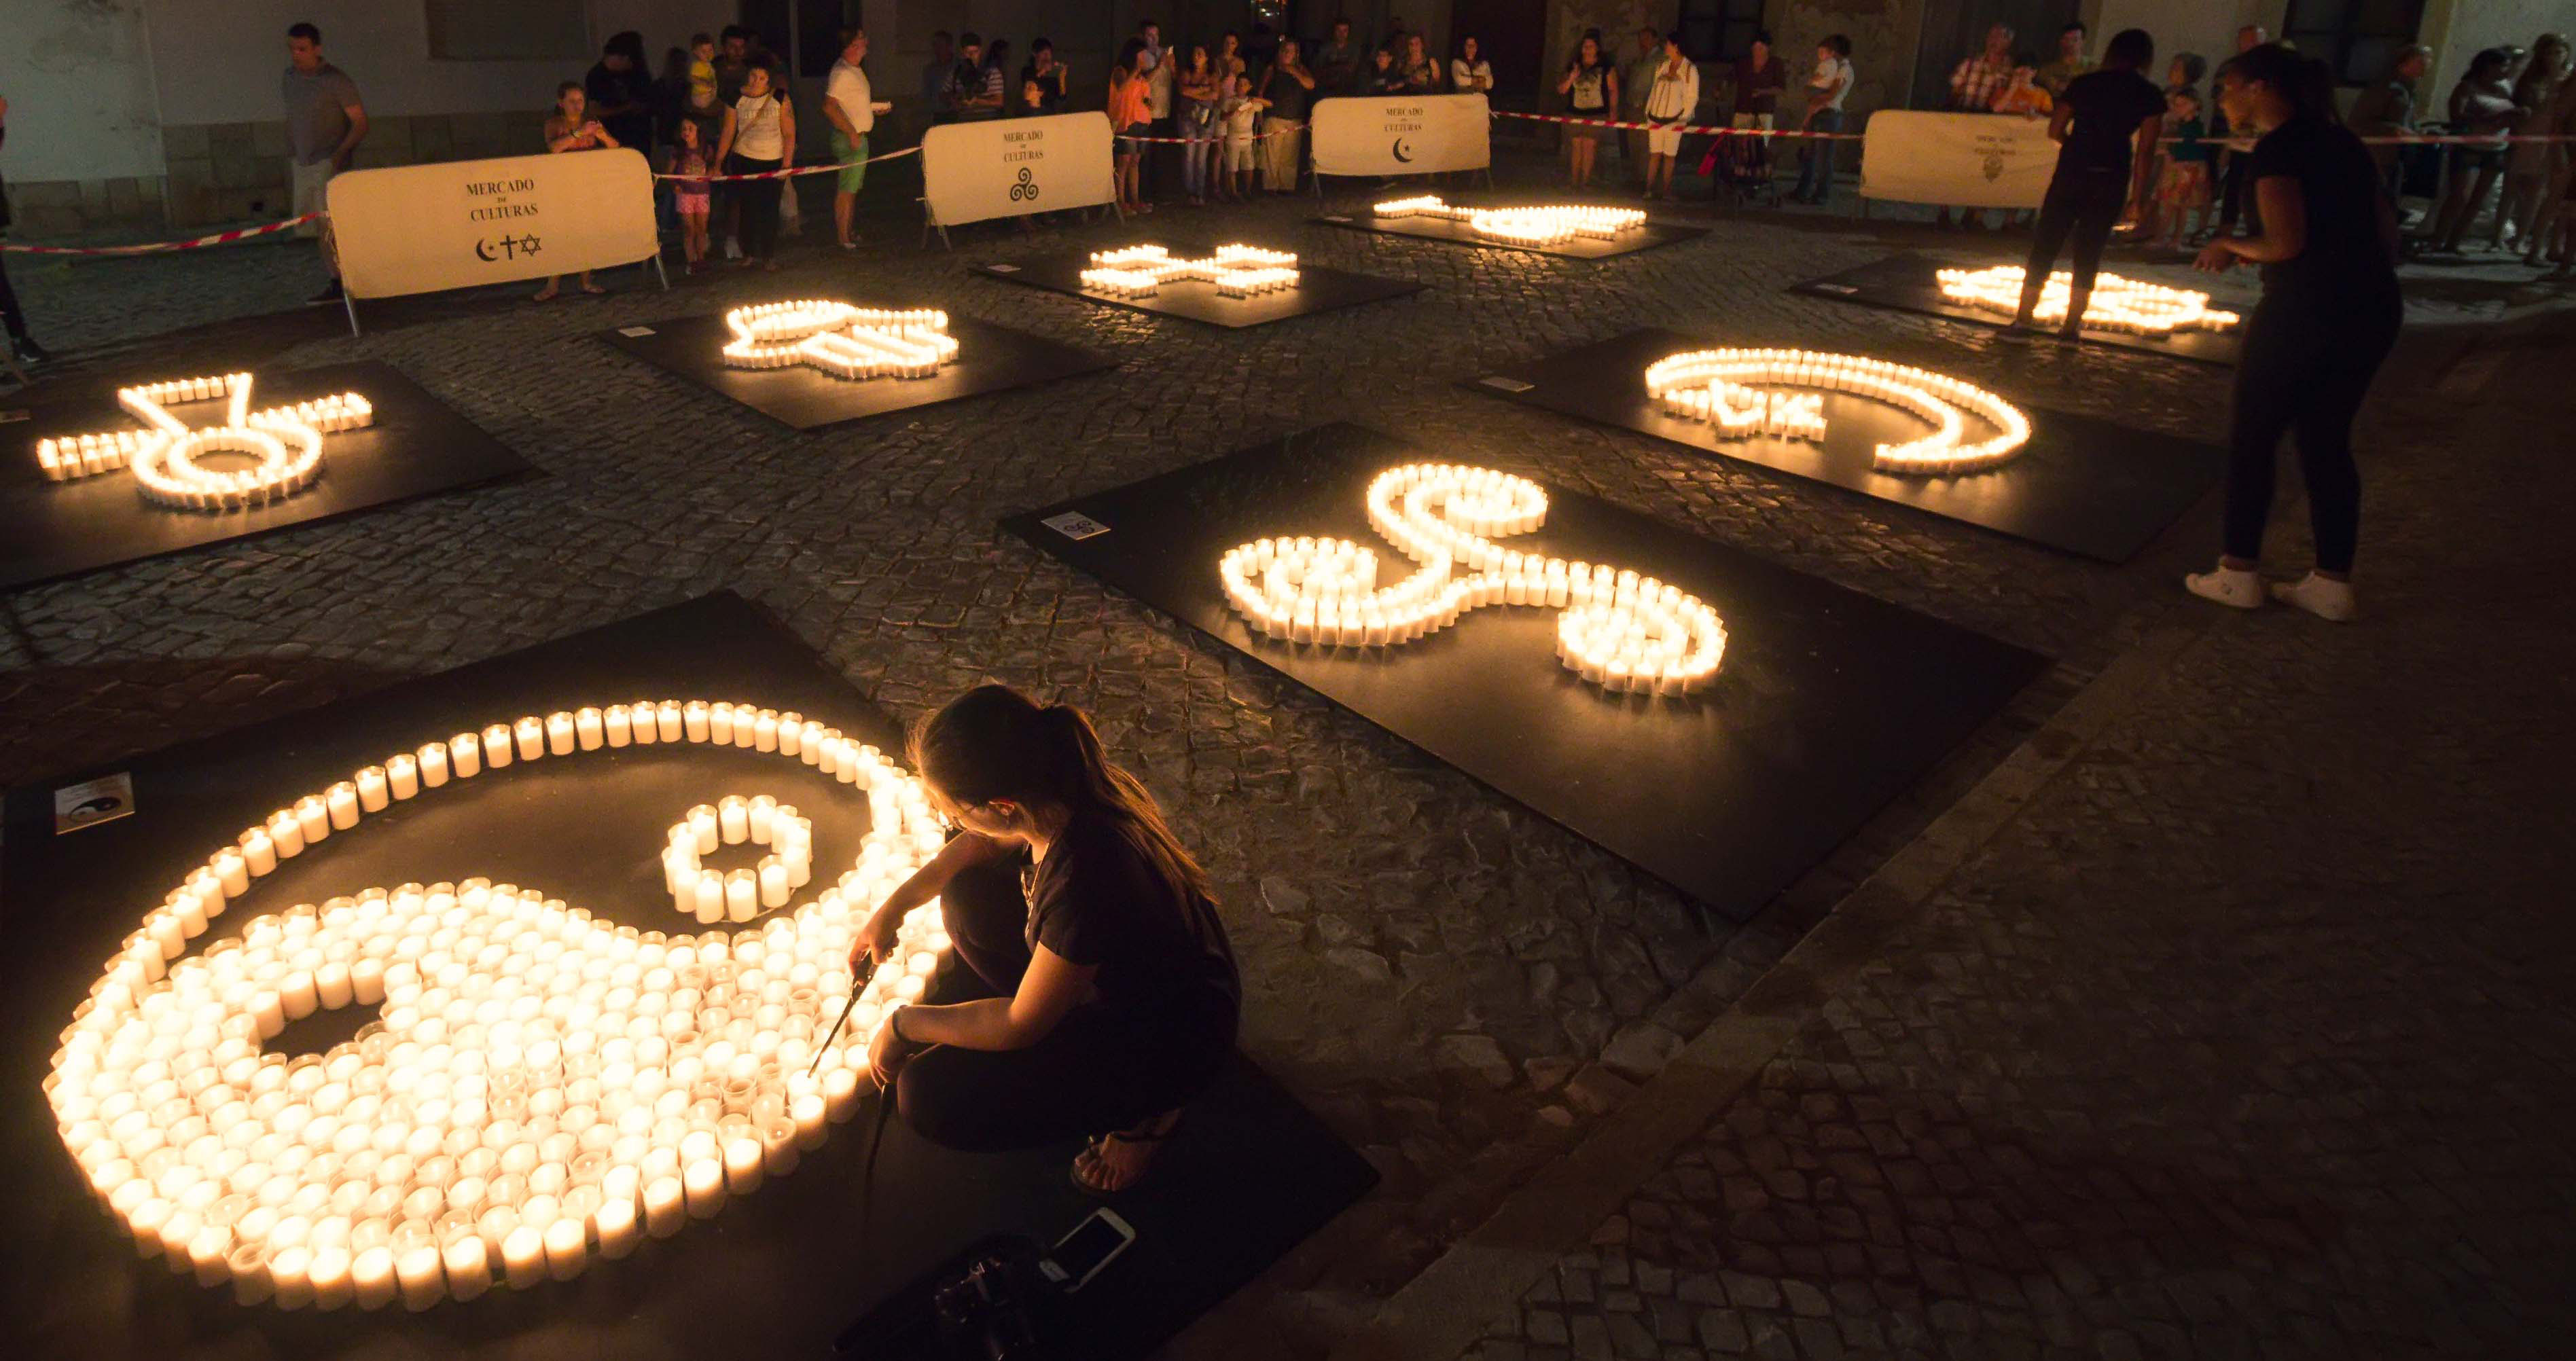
left=603, top=706, right=632, bottom=746
left=418, top=741, right=451, bottom=786
left=308, top=1244, right=353, bottom=1309
left=684, top=702, right=711, bottom=743
left=657, top=702, right=684, bottom=742
left=542, top=1214, right=587, bottom=1280
left=270, top=1244, right=313, bottom=1309
left=355, top=766, right=389, bottom=813
left=723, top=1135, right=766, bottom=1194
left=482, top=724, right=512, bottom=769
left=240, top=829, right=278, bottom=877
left=724, top=871, right=757, bottom=922
left=543, top=712, right=575, bottom=757
left=594, top=1191, right=640, bottom=1259
left=757, top=860, right=789, bottom=911
left=267, top=809, right=304, bottom=857
left=395, top=1238, right=444, bottom=1309
left=501, top=1224, right=547, bottom=1289
left=230, top=1243, right=274, bottom=1305
left=443, top=1233, right=492, bottom=1302
left=351, top=958, right=385, bottom=1004
left=718, top=797, right=750, bottom=844
left=513, top=717, right=543, bottom=762
left=296, top=795, right=330, bottom=845
left=280, top=970, right=319, bottom=1020
left=387, top=754, right=420, bottom=799
left=682, top=1157, right=726, bottom=1218
left=325, top=782, right=359, bottom=830
left=315, top=962, right=353, bottom=1009
left=642, top=1175, right=686, bottom=1238
left=709, top=703, right=736, bottom=746
left=574, top=707, right=605, bottom=750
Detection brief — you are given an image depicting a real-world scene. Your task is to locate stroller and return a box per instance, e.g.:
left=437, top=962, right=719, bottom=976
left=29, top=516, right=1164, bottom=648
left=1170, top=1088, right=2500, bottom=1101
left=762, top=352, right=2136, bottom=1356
left=1702, top=112, right=1782, bottom=206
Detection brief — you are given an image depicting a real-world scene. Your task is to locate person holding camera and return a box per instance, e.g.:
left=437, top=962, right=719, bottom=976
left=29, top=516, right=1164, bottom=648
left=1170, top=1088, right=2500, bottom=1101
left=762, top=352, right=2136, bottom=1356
left=854, top=685, right=1240, bottom=1195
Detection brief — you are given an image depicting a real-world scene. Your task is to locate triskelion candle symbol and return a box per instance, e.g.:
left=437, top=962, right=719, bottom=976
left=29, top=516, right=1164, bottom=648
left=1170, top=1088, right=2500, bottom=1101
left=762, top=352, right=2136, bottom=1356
left=1219, top=464, right=1727, bottom=695
left=1642, top=348, right=2033, bottom=475
left=719, top=302, right=959, bottom=380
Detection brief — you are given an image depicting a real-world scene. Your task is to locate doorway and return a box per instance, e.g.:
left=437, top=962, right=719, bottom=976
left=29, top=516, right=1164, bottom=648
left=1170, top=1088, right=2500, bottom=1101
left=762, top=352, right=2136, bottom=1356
left=1907, top=0, right=2081, bottom=109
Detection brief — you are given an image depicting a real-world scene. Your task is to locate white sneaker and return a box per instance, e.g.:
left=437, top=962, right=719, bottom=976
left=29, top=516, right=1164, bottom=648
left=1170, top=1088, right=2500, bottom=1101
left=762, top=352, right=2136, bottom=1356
left=2184, top=564, right=2265, bottom=610
left=723, top=238, right=743, bottom=260
left=2268, top=572, right=2357, bottom=621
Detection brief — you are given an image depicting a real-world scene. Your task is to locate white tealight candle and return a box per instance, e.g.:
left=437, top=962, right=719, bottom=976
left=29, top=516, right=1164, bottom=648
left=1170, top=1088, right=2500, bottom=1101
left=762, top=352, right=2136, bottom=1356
left=574, top=708, right=605, bottom=751
left=308, top=1244, right=354, bottom=1309
left=642, top=1176, right=686, bottom=1238
left=722, top=1135, right=766, bottom=1194
left=396, top=1240, right=445, bottom=1309
left=325, top=782, right=360, bottom=830
left=543, top=713, right=575, bottom=757
left=482, top=723, right=514, bottom=769
left=418, top=742, right=451, bottom=786
left=513, top=717, right=543, bottom=762
left=355, top=766, right=389, bottom=813
left=542, top=1214, right=588, bottom=1280
left=270, top=1244, right=313, bottom=1309
left=387, top=755, right=420, bottom=799
left=443, top=1234, right=492, bottom=1302
left=594, top=1193, right=639, bottom=1258
left=501, top=1224, right=547, bottom=1289
left=682, top=1157, right=726, bottom=1218
left=603, top=706, right=632, bottom=746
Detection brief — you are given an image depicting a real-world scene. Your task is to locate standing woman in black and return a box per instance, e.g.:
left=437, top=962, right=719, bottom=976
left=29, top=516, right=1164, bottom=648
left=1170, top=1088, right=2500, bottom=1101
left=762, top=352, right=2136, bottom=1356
left=2003, top=28, right=2164, bottom=338
left=2187, top=45, right=2401, bottom=622
left=855, top=685, right=1240, bottom=1193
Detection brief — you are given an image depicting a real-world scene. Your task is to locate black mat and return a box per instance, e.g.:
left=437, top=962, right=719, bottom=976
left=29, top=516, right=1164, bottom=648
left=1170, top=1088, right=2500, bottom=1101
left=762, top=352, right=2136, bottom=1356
left=1462, top=327, right=2228, bottom=563
left=0, top=592, right=1374, bottom=1361
left=1311, top=208, right=1707, bottom=259
left=1, top=361, right=533, bottom=592
left=598, top=314, right=1120, bottom=431
left=971, top=248, right=1425, bottom=328
left=1001, top=424, right=2045, bottom=922
left=1790, top=253, right=2244, bottom=367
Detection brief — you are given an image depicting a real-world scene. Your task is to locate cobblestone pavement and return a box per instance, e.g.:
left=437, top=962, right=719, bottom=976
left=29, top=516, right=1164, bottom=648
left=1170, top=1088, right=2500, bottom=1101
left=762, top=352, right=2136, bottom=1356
left=1450, top=274, right=2576, bottom=1354
left=3, top=152, right=2564, bottom=1358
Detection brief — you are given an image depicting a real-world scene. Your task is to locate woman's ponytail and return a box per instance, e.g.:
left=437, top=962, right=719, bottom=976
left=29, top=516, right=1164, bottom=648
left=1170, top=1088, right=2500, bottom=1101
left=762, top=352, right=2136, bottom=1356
left=912, top=686, right=1215, bottom=911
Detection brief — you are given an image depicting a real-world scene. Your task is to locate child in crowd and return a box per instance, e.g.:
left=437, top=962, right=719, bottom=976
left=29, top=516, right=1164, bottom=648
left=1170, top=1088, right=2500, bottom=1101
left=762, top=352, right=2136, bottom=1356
left=1993, top=57, right=2052, bottom=115
left=535, top=81, right=612, bottom=300
left=2152, top=86, right=2213, bottom=249
left=670, top=116, right=713, bottom=270
left=687, top=34, right=720, bottom=121
left=1107, top=52, right=1151, bottom=215
left=1221, top=57, right=1268, bottom=202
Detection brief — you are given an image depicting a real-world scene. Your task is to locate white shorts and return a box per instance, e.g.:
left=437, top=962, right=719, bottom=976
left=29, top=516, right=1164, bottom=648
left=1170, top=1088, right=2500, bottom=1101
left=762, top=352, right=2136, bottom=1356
left=1648, top=124, right=1684, bottom=157
left=291, top=159, right=335, bottom=236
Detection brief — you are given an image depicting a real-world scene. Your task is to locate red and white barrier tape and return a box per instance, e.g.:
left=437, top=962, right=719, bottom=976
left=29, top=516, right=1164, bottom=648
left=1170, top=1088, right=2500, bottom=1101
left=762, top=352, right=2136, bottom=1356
left=1119, top=124, right=1300, bottom=145
left=1489, top=108, right=2576, bottom=147
left=656, top=143, right=922, bottom=182
left=1, top=213, right=321, bottom=256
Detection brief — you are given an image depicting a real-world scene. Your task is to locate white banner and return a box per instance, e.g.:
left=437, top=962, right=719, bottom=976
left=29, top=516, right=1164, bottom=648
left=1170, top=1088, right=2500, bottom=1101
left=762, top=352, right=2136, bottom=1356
left=1860, top=111, right=2062, bottom=209
left=1310, top=93, right=1490, bottom=178
left=921, top=112, right=1115, bottom=227
left=328, top=149, right=657, bottom=299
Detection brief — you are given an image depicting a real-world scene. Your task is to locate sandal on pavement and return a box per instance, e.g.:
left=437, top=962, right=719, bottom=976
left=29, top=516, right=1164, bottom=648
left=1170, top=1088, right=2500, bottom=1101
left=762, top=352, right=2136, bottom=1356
left=1070, top=1116, right=1180, bottom=1197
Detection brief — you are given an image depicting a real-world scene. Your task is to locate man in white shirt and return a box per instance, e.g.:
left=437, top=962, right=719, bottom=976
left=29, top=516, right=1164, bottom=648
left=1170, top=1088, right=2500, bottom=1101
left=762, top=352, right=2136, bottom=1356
left=823, top=26, right=878, bottom=248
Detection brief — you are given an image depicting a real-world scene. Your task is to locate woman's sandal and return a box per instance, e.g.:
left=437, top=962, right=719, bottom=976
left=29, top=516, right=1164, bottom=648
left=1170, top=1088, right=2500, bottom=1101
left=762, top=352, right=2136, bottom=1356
left=1070, top=1117, right=1179, bottom=1197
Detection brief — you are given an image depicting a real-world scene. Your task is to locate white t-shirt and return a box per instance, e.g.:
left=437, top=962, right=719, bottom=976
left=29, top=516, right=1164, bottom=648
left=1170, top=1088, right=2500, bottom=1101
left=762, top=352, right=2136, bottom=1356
left=1810, top=56, right=1853, bottom=113
left=827, top=59, right=874, bottom=134
left=1451, top=58, right=1492, bottom=92
left=1645, top=61, right=1699, bottom=122
left=732, top=92, right=785, bottom=159
left=1143, top=43, right=1174, bottom=119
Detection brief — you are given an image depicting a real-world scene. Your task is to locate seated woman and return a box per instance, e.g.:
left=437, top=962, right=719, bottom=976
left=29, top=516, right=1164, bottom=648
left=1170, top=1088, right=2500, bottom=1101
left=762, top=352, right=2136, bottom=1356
left=855, top=685, right=1240, bottom=1193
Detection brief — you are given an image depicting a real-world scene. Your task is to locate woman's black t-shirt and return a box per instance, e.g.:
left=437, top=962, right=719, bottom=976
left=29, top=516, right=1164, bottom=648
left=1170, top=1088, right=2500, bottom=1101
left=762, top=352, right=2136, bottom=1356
left=2056, top=67, right=2166, bottom=177
left=2244, top=115, right=2397, bottom=300
left=1024, top=814, right=1240, bottom=1039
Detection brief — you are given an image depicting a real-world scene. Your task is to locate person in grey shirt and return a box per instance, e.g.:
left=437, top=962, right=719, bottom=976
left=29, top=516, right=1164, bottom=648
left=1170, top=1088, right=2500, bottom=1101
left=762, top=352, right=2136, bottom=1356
left=283, top=21, right=366, bottom=303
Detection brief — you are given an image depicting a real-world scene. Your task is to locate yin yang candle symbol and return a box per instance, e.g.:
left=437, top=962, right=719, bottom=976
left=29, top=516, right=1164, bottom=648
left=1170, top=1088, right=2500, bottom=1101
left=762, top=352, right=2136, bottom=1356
left=1218, top=463, right=1728, bottom=695
left=46, top=700, right=950, bottom=1310
left=33, top=372, right=371, bottom=511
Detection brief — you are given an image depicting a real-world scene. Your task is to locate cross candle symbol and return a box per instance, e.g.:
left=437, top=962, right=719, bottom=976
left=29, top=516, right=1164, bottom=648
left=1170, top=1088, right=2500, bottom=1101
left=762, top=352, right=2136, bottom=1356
left=1079, top=244, right=1300, bottom=297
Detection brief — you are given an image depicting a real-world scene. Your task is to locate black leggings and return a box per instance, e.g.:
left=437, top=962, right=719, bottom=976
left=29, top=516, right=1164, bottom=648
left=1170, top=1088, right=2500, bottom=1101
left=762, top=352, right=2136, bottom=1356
left=892, top=860, right=1234, bottom=1153
left=0, top=251, right=26, bottom=340
left=725, top=155, right=783, bottom=259
left=2025, top=168, right=2130, bottom=303
left=2223, top=287, right=2400, bottom=575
